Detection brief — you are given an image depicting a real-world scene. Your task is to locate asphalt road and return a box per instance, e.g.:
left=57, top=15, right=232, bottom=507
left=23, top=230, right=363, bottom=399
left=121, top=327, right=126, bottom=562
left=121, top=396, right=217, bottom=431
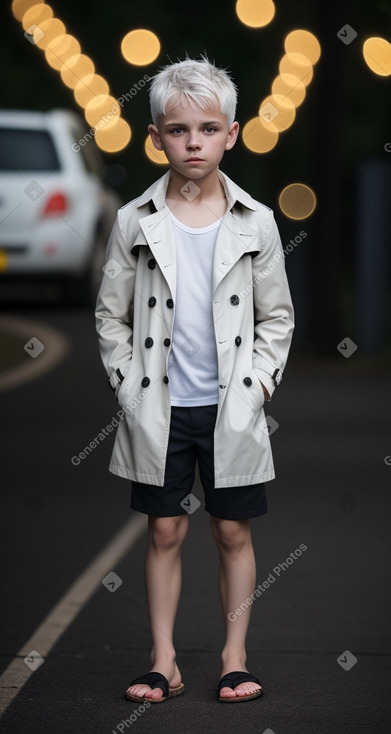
left=1, top=296, right=391, bottom=733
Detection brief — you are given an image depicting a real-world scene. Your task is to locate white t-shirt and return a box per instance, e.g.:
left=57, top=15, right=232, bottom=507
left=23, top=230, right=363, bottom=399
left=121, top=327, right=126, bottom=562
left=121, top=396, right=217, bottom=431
left=167, top=209, right=223, bottom=406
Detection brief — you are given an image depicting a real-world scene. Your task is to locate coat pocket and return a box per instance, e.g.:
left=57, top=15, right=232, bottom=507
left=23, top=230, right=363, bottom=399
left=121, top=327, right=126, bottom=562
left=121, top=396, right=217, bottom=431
left=116, top=360, right=134, bottom=408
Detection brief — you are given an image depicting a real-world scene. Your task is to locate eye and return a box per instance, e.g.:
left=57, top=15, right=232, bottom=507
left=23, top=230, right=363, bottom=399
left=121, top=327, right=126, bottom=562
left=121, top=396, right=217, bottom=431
left=204, top=126, right=217, bottom=133
left=170, top=127, right=185, bottom=134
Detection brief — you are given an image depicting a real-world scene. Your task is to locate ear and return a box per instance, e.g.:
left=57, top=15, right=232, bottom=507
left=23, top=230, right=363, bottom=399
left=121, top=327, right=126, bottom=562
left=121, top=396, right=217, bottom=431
left=148, top=123, right=164, bottom=151
left=225, top=121, right=239, bottom=151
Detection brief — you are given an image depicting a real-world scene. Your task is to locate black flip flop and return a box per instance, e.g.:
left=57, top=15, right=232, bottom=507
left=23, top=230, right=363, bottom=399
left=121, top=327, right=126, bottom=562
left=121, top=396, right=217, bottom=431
left=217, top=671, right=263, bottom=702
left=124, top=671, right=185, bottom=703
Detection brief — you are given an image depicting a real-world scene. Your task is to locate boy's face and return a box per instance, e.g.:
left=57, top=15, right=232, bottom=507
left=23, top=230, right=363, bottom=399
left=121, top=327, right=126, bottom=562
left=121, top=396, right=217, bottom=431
left=148, top=99, right=239, bottom=182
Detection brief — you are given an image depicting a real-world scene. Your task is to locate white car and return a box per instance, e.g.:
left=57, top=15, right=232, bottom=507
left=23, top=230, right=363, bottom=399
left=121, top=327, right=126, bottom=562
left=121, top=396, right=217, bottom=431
left=0, top=109, right=122, bottom=305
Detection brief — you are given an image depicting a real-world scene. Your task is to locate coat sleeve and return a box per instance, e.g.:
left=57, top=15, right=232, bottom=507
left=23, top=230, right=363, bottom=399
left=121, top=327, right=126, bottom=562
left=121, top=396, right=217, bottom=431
left=95, top=208, right=138, bottom=391
left=251, top=208, right=295, bottom=400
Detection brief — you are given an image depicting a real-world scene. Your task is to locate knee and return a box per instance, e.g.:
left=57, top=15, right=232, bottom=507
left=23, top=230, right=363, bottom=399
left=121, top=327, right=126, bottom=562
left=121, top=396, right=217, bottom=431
left=149, top=515, right=188, bottom=551
left=210, top=517, right=250, bottom=553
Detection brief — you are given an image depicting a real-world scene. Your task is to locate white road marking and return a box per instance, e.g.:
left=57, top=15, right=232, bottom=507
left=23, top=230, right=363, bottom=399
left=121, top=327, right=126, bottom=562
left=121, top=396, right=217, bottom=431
left=0, top=513, right=147, bottom=717
left=0, top=316, right=70, bottom=393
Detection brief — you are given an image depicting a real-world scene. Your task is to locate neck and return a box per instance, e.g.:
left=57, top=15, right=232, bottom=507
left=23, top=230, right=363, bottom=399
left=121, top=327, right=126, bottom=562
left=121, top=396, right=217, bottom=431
left=166, top=166, right=225, bottom=201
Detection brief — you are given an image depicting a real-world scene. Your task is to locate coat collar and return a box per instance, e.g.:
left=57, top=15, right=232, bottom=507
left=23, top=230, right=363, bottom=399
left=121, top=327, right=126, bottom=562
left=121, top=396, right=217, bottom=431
left=135, top=167, right=258, bottom=213
left=135, top=168, right=260, bottom=298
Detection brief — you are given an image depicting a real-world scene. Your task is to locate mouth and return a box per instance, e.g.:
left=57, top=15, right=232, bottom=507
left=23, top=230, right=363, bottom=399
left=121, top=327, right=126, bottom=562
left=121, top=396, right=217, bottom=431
left=185, top=158, right=204, bottom=162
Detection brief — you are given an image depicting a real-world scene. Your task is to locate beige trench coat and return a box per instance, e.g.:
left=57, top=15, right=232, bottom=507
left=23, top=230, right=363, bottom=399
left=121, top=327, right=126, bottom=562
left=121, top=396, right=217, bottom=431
left=95, top=168, right=294, bottom=487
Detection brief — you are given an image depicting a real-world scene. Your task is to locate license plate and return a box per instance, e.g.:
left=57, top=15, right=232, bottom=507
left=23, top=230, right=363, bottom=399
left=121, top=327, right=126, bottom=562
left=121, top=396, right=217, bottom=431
left=0, top=249, right=7, bottom=272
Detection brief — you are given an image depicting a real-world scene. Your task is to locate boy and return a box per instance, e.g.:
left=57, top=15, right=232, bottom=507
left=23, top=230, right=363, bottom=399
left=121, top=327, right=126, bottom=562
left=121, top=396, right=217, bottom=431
left=95, top=55, right=294, bottom=703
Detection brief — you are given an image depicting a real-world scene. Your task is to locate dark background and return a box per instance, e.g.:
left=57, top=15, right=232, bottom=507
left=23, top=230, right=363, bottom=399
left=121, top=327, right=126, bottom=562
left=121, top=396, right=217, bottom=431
left=4, top=0, right=391, bottom=354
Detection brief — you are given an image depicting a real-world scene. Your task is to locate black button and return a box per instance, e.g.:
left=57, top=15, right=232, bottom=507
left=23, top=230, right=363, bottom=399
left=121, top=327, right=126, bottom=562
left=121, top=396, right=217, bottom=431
left=148, top=259, right=156, bottom=269
left=163, top=375, right=169, bottom=384
left=145, top=337, right=153, bottom=348
left=230, top=294, right=240, bottom=306
left=148, top=296, right=156, bottom=307
left=235, top=336, right=242, bottom=346
left=243, top=376, right=252, bottom=386
left=141, top=377, right=150, bottom=387
left=166, top=298, right=174, bottom=308
left=163, top=338, right=171, bottom=347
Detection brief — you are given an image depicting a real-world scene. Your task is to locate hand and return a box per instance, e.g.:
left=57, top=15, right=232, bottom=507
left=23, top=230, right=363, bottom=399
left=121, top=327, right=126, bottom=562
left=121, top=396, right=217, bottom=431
left=259, top=380, right=270, bottom=400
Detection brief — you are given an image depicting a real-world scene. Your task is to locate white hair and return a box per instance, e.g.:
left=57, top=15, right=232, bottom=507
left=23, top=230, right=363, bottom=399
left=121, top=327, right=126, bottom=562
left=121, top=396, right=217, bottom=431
left=148, top=53, right=237, bottom=126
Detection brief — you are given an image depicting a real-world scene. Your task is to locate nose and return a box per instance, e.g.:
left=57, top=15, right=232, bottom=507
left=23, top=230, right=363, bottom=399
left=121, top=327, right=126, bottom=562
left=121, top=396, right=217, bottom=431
left=186, top=129, right=202, bottom=150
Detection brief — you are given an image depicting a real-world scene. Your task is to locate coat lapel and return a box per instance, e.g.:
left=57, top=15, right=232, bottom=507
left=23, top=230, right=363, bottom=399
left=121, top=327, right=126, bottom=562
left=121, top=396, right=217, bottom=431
left=212, top=209, right=260, bottom=294
left=138, top=207, right=177, bottom=300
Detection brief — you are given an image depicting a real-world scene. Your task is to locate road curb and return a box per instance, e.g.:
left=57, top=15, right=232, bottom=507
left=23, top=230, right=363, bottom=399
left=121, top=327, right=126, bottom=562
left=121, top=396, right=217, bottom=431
left=0, top=315, right=71, bottom=393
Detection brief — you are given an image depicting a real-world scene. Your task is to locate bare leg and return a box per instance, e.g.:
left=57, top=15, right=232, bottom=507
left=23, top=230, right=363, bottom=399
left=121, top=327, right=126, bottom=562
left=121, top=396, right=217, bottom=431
left=210, top=516, right=262, bottom=699
left=125, top=513, right=188, bottom=700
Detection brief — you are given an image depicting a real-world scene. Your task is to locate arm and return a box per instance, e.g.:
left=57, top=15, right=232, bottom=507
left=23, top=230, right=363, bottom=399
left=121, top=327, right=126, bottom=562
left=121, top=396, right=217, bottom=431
left=252, top=209, right=295, bottom=400
left=95, top=209, right=137, bottom=392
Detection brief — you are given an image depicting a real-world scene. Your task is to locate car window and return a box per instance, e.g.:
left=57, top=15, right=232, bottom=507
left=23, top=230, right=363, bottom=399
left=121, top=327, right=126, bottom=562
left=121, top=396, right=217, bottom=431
left=0, top=128, right=61, bottom=171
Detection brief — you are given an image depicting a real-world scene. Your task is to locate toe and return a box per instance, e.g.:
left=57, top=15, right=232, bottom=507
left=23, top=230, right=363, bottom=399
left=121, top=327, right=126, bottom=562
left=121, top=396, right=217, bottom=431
left=219, top=686, right=237, bottom=698
left=126, top=684, right=151, bottom=699
left=234, top=682, right=262, bottom=696
left=144, top=687, right=164, bottom=700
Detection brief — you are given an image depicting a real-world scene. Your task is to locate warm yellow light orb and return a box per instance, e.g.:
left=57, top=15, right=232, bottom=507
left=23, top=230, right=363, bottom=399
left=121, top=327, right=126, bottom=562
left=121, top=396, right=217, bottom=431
left=279, top=52, right=313, bottom=87
left=45, top=34, right=81, bottom=70
left=279, top=183, right=317, bottom=219
left=22, top=3, right=53, bottom=30
left=60, top=54, right=95, bottom=89
left=363, top=37, right=391, bottom=76
left=94, top=117, right=132, bottom=153
left=121, top=29, right=160, bottom=65
left=242, top=116, right=279, bottom=153
left=31, top=17, right=66, bottom=49
left=284, top=29, right=321, bottom=65
left=259, top=94, right=296, bottom=132
left=85, top=95, right=121, bottom=128
left=74, top=74, right=110, bottom=108
left=235, top=0, right=275, bottom=28
left=12, top=0, right=43, bottom=20
left=271, top=73, right=306, bottom=108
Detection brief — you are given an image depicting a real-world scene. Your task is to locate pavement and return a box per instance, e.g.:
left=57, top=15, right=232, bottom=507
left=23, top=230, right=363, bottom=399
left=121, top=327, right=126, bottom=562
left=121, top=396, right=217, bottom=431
left=0, top=302, right=390, bottom=734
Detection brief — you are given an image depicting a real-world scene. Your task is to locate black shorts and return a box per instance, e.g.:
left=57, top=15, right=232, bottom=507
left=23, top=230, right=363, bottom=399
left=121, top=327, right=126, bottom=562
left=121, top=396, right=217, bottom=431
left=130, top=404, right=268, bottom=520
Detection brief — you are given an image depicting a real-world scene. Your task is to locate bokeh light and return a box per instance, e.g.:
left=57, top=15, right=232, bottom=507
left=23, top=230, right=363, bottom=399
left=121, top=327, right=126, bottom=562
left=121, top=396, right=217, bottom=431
left=121, top=29, right=160, bottom=65
left=235, top=0, right=275, bottom=28
left=74, top=74, right=110, bottom=108
left=94, top=117, right=132, bottom=153
left=271, top=73, right=306, bottom=107
left=363, top=37, right=391, bottom=76
left=259, top=94, right=296, bottom=132
left=14, top=3, right=132, bottom=154
left=280, top=52, right=313, bottom=86
left=33, top=17, right=66, bottom=49
left=85, top=94, right=121, bottom=127
left=12, top=0, right=44, bottom=20
left=60, top=54, right=95, bottom=89
left=284, top=29, right=321, bottom=65
left=22, top=3, right=53, bottom=30
left=145, top=135, right=169, bottom=164
left=242, top=116, right=279, bottom=153
left=279, top=183, right=317, bottom=219
left=45, top=34, right=81, bottom=70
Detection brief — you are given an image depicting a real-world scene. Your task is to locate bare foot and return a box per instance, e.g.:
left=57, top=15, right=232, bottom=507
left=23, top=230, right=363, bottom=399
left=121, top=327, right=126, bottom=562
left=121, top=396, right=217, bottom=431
left=125, top=660, right=182, bottom=701
left=219, top=665, right=262, bottom=699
